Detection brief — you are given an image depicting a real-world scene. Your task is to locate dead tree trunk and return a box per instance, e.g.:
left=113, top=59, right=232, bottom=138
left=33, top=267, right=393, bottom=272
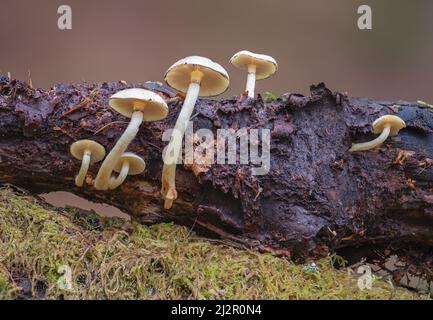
left=0, top=74, right=432, bottom=261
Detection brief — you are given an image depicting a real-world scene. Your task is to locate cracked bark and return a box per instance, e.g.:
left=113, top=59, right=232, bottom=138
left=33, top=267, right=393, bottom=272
left=0, top=74, right=432, bottom=261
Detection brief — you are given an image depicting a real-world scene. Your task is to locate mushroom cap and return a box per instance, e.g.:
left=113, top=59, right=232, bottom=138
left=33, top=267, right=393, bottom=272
left=113, top=152, right=146, bottom=175
left=109, top=88, right=168, bottom=121
left=164, top=56, right=229, bottom=97
left=230, top=50, right=278, bottom=80
left=372, top=115, right=406, bottom=136
left=70, top=140, right=106, bottom=163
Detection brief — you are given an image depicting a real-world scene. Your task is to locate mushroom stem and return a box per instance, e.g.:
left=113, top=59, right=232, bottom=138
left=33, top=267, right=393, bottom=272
left=108, top=160, right=130, bottom=190
left=246, top=64, right=256, bottom=98
left=162, top=71, right=202, bottom=209
left=94, top=109, right=144, bottom=190
left=163, top=181, right=178, bottom=210
left=350, top=125, right=391, bottom=152
left=75, top=150, right=91, bottom=187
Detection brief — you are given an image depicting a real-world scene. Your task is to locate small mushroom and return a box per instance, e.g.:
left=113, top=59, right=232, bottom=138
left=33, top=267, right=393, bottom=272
left=350, top=115, right=406, bottom=152
left=70, top=140, right=106, bottom=187
left=230, top=50, right=278, bottom=98
left=108, top=152, right=145, bottom=190
left=162, top=56, right=229, bottom=209
left=94, top=89, right=168, bottom=190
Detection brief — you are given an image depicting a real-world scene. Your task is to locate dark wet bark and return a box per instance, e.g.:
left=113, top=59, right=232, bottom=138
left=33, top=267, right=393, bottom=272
left=0, top=74, right=432, bottom=261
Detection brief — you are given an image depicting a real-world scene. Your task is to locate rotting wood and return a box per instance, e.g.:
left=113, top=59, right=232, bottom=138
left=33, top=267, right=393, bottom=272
left=0, top=74, right=432, bottom=261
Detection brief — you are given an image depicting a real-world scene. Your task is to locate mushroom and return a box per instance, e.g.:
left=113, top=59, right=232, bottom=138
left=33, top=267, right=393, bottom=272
left=350, top=115, right=406, bottom=152
left=94, top=88, right=168, bottom=190
left=70, top=140, right=106, bottom=187
left=108, top=152, right=146, bottom=190
left=162, top=56, right=229, bottom=209
left=230, top=50, right=278, bottom=98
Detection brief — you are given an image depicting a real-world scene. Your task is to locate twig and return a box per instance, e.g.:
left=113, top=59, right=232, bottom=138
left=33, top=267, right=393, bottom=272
left=94, top=121, right=128, bottom=135
left=139, top=136, right=161, bottom=151
left=53, top=126, right=74, bottom=139
left=60, top=98, right=91, bottom=118
left=190, top=113, right=199, bottom=120
left=417, top=100, right=433, bottom=109
left=187, top=214, right=199, bottom=237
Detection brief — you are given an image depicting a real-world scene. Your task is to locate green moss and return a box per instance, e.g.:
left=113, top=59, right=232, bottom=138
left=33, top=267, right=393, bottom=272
left=0, top=187, right=428, bottom=300
left=262, top=91, right=277, bottom=102
left=0, top=271, right=16, bottom=299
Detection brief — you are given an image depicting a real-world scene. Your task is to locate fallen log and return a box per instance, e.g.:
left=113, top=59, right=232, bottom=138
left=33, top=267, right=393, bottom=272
left=0, top=74, right=432, bottom=261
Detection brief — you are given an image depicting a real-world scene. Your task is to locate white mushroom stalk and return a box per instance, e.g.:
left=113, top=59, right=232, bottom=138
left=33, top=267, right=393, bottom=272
left=108, top=152, right=145, bottom=190
left=109, top=160, right=130, bottom=189
left=162, top=71, right=202, bottom=209
left=94, top=89, right=168, bottom=190
left=75, top=150, right=91, bottom=187
left=350, top=115, right=406, bottom=152
left=70, top=140, right=106, bottom=187
left=161, top=56, right=229, bottom=209
left=230, top=50, right=277, bottom=98
left=349, top=126, right=390, bottom=152
left=94, top=108, right=143, bottom=190
left=246, top=64, right=257, bottom=98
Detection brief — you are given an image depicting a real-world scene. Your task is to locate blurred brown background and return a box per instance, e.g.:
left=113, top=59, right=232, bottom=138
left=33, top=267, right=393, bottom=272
left=1, top=0, right=433, bottom=101
left=1, top=0, right=433, bottom=214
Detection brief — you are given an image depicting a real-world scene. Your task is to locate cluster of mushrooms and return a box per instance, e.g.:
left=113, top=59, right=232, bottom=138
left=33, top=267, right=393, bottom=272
left=70, top=50, right=407, bottom=210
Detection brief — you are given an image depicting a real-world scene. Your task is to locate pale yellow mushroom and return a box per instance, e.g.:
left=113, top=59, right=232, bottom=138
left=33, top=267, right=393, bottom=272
left=162, top=56, right=229, bottom=209
left=350, top=115, right=406, bottom=152
left=70, top=140, right=106, bottom=187
left=108, top=152, right=145, bottom=190
left=94, top=89, right=168, bottom=190
left=230, top=50, right=278, bottom=98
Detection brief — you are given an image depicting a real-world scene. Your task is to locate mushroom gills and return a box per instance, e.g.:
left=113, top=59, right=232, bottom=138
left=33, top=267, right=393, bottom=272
left=230, top=50, right=277, bottom=99
left=70, top=140, right=106, bottom=188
